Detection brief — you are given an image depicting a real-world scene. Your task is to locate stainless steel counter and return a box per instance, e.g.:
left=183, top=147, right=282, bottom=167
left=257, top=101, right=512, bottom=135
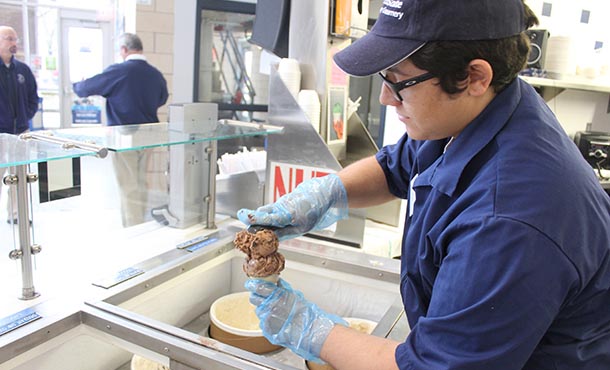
left=1, top=224, right=408, bottom=370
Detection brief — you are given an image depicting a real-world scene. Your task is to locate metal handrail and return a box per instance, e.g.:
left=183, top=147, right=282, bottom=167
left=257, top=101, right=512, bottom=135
left=19, top=132, right=109, bottom=158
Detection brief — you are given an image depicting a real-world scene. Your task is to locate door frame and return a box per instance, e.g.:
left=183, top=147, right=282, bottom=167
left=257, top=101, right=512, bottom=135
left=58, top=9, right=112, bottom=128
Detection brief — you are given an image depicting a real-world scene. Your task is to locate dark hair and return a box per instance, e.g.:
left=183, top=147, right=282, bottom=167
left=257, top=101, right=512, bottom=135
left=410, top=2, right=539, bottom=94
left=119, top=33, right=143, bottom=52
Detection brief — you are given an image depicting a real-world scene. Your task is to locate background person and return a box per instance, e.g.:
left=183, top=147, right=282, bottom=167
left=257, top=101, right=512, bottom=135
left=238, top=0, right=610, bottom=369
left=73, top=33, right=168, bottom=227
left=0, top=25, right=39, bottom=225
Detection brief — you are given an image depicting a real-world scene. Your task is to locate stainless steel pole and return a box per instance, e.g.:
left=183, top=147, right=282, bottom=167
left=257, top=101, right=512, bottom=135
left=15, top=165, right=39, bottom=300
left=205, top=141, right=217, bottom=230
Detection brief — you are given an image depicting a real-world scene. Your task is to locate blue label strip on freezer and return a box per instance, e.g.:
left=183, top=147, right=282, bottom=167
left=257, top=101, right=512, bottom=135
left=176, top=233, right=219, bottom=252
left=186, top=237, right=219, bottom=252
left=0, top=307, right=42, bottom=336
left=92, top=266, right=145, bottom=289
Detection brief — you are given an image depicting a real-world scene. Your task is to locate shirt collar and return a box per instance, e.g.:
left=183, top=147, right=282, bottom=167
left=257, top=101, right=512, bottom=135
left=125, top=54, right=146, bottom=62
left=2, top=55, right=14, bottom=69
left=426, top=78, right=523, bottom=196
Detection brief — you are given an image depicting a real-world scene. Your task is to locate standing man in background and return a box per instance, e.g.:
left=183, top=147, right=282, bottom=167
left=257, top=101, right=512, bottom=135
left=0, top=25, right=39, bottom=225
left=74, top=33, right=168, bottom=227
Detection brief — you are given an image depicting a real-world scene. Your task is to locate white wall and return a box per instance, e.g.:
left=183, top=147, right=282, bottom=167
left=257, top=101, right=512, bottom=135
left=381, top=0, right=610, bottom=140
left=136, top=0, right=175, bottom=121
left=525, top=0, right=610, bottom=135
left=172, top=0, right=198, bottom=105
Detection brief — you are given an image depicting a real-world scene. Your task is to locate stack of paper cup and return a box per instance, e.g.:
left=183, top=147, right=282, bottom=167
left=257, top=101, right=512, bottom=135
left=545, top=36, right=576, bottom=79
left=297, top=89, right=321, bottom=133
left=278, top=58, right=301, bottom=99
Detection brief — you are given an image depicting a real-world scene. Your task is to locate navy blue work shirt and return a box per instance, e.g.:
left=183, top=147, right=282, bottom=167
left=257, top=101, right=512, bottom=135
left=377, top=78, right=610, bottom=369
left=0, top=56, right=38, bottom=134
left=73, top=56, right=168, bottom=126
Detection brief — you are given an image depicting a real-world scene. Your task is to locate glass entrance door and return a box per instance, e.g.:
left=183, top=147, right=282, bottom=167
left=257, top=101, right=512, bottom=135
left=59, top=14, right=112, bottom=128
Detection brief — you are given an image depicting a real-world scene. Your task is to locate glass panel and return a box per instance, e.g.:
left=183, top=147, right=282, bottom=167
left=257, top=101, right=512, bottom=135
left=0, top=133, right=94, bottom=168
left=50, top=0, right=114, bottom=11
left=36, top=7, right=61, bottom=129
left=68, top=26, right=105, bottom=126
left=0, top=121, right=281, bottom=167
left=0, top=4, right=29, bottom=60
left=47, top=121, right=282, bottom=152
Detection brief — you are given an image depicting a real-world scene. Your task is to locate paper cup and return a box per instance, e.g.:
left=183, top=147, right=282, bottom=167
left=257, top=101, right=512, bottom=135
left=209, top=292, right=282, bottom=354
left=258, top=274, right=279, bottom=284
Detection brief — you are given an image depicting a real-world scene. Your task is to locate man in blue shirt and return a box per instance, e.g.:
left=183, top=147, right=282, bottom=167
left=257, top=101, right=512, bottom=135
left=73, top=33, right=168, bottom=127
left=74, top=33, right=168, bottom=227
left=0, top=25, right=39, bottom=224
left=238, top=0, right=610, bottom=369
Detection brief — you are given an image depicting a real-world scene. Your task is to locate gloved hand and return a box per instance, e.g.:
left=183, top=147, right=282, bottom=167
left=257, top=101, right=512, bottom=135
left=237, top=174, right=348, bottom=240
left=245, top=278, right=348, bottom=363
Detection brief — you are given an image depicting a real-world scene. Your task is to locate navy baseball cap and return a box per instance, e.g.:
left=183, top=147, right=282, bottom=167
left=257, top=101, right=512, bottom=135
left=334, top=0, right=527, bottom=76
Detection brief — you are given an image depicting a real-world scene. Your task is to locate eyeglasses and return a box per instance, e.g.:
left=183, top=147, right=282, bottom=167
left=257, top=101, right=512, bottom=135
left=1, top=36, right=19, bottom=43
left=378, top=71, right=434, bottom=101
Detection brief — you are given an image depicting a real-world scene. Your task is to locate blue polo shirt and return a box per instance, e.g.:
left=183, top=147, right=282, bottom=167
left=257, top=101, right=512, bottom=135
left=377, top=78, right=610, bottom=369
left=73, top=57, right=168, bottom=126
left=0, top=56, right=38, bottom=134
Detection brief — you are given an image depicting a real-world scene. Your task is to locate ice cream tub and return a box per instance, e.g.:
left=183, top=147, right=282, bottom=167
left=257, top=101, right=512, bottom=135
left=209, top=291, right=282, bottom=354
left=130, top=354, right=169, bottom=370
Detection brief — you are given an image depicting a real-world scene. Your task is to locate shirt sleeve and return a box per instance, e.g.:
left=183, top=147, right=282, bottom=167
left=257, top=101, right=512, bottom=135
left=395, top=216, right=579, bottom=370
left=159, top=76, right=169, bottom=107
left=375, top=133, right=414, bottom=199
left=73, top=64, right=119, bottom=98
left=25, top=66, right=39, bottom=120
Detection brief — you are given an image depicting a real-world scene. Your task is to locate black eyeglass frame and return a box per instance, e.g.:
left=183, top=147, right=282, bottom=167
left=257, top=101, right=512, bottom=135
left=378, top=72, right=435, bottom=101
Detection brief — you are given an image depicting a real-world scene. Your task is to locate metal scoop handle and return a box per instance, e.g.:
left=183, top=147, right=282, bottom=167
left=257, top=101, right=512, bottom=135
left=247, top=225, right=281, bottom=234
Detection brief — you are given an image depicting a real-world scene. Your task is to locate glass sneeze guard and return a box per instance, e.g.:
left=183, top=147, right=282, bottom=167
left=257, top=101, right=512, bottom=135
left=0, top=133, right=94, bottom=168
left=43, top=121, right=282, bottom=153
left=1, top=121, right=282, bottom=168
left=0, top=118, right=282, bottom=301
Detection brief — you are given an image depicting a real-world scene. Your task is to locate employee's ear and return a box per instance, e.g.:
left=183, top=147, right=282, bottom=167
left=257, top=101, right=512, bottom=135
left=467, top=59, right=493, bottom=96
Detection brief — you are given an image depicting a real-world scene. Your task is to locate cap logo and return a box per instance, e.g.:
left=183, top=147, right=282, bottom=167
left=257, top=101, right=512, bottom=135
left=380, top=0, right=404, bottom=20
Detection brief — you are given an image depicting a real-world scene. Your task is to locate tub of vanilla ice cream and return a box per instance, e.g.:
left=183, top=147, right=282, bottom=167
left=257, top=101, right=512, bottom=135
left=209, top=291, right=282, bottom=354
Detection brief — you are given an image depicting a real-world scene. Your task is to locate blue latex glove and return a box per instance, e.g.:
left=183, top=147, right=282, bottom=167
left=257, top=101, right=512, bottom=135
left=245, top=278, right=348, bottom=363
left=237, top=174, right=348, bottom=240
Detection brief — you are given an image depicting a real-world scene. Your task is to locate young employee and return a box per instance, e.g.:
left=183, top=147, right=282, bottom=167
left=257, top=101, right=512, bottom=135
left=238, top=0, right=610, bottom=369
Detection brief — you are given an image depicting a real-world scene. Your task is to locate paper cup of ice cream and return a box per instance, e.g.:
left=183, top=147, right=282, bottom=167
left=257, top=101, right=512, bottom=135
left=247, top=273, right=280, bottom=284
left=209, top=291, right=282, bottom=354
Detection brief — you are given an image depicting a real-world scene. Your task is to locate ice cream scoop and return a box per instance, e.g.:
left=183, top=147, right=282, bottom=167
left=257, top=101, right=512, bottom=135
left=234, top=227, right=285, bottom=282
left=244, top=254, right=285, bottom=277
left=247, top=224, right=280, bottom=234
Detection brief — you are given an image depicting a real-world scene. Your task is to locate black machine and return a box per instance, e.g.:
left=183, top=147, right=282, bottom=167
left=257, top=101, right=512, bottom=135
left=525, top=29, right=550, bottom=70
left=248, top=0, right=291, bottom=58
left=574, top=131, right=610, bottom=181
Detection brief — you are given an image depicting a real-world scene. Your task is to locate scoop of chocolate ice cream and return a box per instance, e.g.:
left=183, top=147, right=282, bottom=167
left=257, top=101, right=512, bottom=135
left=243, top=253, right=286, bottom=277
left=235, top=227, right=285, bottom=279
left=250, top=229, right=279, bottom=258
left=234, top=230, right=255, bottom=255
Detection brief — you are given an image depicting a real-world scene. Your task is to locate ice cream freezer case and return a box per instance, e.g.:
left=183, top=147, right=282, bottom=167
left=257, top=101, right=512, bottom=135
left=0, top=224, right=408, bottom=370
